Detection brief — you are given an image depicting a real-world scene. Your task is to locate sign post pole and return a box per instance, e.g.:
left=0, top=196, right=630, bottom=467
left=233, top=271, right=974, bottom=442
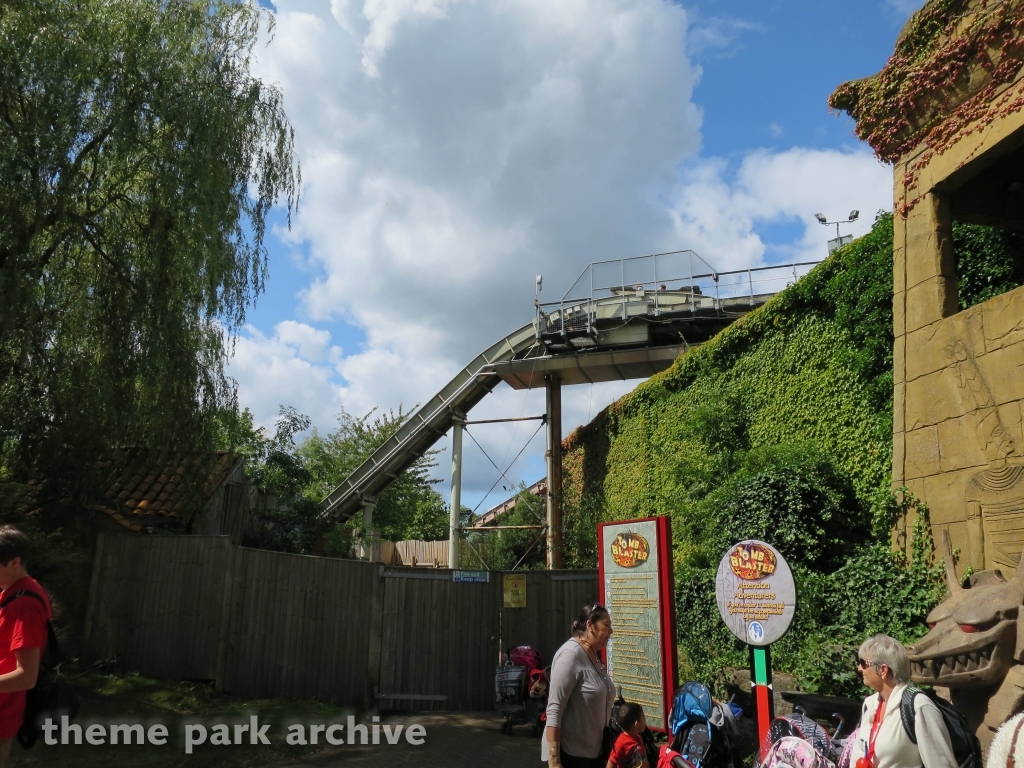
left=715, top=540, right=795, bottom=761
left=750, top=644, right=774, bottom=759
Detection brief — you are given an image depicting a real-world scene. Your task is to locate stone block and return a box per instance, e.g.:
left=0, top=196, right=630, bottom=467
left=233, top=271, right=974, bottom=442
left=894, top=292, right=906, bottom=339
left=894, top=242, right=907, bottom=295
left=907, top=276, right=959, bottom=332
left=894, top=333, right=906, bottom=385
left=937, top=417, right=988, bottom=472
left=905, top=370, right=961, bottom=430
left=894, top=380, right=906, bottom=434
left=905, top=426, right=941, bottom=479
left=893, top=431, right=906, bottom=485
left=905, top=309, right=986, bottom=381
left=905, top=194, right=955, bottom=289
left=976, top=340, right=1024, bottom=407
left=915, top=107, right=1024, bottom=193
left=923, top=468, right=972, bottom=526
left=982, top=285, right=1024, bottom=353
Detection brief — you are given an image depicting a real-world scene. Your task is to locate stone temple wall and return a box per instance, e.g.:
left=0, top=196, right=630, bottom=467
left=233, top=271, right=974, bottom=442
left=893, top=107, right=1024, bottom=577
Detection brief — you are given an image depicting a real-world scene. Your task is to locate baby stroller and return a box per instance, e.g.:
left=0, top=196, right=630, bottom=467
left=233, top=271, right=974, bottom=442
left=660, top=682, right=736, bottom=768
left=494, top=646, right=547, bottom=736
left=760, top=709, right=848, bottom=768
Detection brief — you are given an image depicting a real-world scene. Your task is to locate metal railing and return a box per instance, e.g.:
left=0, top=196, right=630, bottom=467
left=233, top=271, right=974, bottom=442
left=536, top=251, right=821, bottom=338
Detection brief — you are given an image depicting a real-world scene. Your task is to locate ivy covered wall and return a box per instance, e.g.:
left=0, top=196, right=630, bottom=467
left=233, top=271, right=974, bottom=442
left=563, top=213, right=895, bottom=535
left=558, top=212, right=1024, bottom=694
left=561, top=214, right=942, bottom=694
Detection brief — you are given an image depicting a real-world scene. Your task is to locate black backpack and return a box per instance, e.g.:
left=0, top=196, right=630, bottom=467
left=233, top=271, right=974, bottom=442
left=0, top=589, right=80, bottom=749
left=899, top=687, right=981, bottom=768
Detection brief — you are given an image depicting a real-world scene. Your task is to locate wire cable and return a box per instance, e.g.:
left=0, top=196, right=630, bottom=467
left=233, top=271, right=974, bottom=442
left=464, top=419, right=545, bottom=516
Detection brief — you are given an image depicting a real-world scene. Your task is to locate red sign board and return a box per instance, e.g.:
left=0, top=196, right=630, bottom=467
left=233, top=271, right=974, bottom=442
left=597, top=516, right=677, bottom=732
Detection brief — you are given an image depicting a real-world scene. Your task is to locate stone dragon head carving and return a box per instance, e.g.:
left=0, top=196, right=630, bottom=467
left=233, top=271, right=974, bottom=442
left=908, top=531, right=1024, bottom=687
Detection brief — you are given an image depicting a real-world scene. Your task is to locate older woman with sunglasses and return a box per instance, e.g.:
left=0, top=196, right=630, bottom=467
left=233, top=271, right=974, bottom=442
left=848, top=634, right=957, bottom=768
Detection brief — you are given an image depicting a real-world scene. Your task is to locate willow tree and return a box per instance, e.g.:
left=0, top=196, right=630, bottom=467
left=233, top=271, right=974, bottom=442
left=0, top=0, right=299, bottom=483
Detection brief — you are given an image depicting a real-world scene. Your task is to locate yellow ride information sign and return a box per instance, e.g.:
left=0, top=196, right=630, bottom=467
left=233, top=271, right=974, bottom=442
left=503, top=574, right=527, bottom=608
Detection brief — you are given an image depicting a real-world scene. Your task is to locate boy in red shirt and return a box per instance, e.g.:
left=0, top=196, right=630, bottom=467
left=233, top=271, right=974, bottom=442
left=608, top=702, right=649, bottom=768
left=0, top=526, right=51, bottom=767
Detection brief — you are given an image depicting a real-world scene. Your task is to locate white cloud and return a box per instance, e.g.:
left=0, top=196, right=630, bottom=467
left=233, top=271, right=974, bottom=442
left=230, top=322, right=344, bottom=433
left=228, top=0, right=893, bottom=505
left=669, top=147, right=892, bottom=269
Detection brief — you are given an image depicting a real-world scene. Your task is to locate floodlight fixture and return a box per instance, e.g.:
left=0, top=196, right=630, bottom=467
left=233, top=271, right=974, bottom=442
left=815, top=208, right=861, bottom=252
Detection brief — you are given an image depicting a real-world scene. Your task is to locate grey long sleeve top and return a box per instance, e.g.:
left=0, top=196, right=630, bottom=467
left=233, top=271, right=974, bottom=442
left=542, top=638, right=616, bottom=761
left=849, top=685, right=958, bottom=768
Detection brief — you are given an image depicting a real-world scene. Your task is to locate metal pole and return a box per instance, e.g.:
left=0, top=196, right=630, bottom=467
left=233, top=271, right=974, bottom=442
left=448, top=413, right=465, bottom=569
left=545, top=373, right=563, bottom=570
left=361, top=498, right=378, bottom=561
left=748, top=269, right=754, bottom=306
left=620, top=258, right=626, bottom=320
left=688, top=252, right=694, bottom=312
left=653, top=253, right=659, bottom=316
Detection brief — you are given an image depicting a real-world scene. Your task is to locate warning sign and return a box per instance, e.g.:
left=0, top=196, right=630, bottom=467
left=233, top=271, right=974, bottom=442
left=503, top=574, right=527, bottom=608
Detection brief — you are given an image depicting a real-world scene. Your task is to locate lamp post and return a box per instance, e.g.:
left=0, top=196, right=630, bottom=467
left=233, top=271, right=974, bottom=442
left=814, top=210, right=859, bottom=255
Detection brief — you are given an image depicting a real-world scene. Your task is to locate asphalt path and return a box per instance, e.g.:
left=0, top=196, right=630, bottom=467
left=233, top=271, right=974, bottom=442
left=275, top=712, right=542, bottom=768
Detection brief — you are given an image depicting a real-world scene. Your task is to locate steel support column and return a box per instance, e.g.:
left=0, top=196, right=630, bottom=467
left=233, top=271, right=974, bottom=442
left=545, top=373, right=563, bottom=569
left=448, top=413, right=465, bottom=569
left=360, top=498, right=380, bottom=561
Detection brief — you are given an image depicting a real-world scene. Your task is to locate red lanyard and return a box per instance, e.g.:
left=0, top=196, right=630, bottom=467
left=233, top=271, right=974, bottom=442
left=856, top=698, right=886, bottom=768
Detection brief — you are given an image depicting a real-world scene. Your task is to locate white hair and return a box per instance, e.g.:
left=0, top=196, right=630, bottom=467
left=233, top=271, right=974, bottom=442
left=858, top=633, right=911, bottom=684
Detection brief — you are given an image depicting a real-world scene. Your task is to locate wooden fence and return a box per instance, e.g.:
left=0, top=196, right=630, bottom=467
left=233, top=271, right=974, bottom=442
left=84, top=534, right=598, bottom=709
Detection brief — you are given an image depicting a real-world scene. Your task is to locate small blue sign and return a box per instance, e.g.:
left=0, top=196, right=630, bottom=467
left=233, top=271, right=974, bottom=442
left=453, top=570, right=489, bottom=583
left=747, top=621, right=765, bottom=643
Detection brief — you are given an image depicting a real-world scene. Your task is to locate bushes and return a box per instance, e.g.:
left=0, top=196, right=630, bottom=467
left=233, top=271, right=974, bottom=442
left=563, top=212, right=954, bottom=695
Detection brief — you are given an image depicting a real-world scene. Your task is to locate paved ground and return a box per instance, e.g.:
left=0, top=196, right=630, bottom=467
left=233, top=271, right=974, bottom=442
left=277, top=712, right=543, bottom=768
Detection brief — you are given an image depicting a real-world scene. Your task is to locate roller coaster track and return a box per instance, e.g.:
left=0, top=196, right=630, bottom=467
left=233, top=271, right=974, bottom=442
left=321, top=322, right=539, bottom=522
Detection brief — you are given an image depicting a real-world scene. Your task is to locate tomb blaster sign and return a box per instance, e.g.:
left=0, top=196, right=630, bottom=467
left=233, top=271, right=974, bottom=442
left=715, top=540, right=796, bottom=646
left=598, top=517, right=677, bottom=732
left=715, top=540, right=796, bottom=758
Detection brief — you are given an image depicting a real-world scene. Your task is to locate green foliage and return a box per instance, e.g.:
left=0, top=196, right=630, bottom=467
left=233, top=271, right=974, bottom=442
left=297, top=407, right=450, bottom=543
left=686, top=442, right=866, bottom=572
left=219, top=405, right=450, bottom=554
left=953, top=222, right=1024, bottom=309
left=0, top=0, right=299, bottom=485
left=466, top=484, right=547, bottom=571
left=563, top=212, right=952, bottom=695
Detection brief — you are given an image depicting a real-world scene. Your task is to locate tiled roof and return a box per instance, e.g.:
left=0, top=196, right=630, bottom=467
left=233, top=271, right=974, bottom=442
left=0, top=481, right=43, bottom=516
left=0, top=449, right=240, bottom=533
left=88, top=448, right=239, bottom=531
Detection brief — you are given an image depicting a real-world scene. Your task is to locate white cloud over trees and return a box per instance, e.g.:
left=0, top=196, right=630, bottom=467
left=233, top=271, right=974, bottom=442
left=229, top=0, right=891, bottom=504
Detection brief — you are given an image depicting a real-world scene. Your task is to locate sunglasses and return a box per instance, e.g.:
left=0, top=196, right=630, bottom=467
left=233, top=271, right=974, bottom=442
left=857, top=658, right=885, bottom=670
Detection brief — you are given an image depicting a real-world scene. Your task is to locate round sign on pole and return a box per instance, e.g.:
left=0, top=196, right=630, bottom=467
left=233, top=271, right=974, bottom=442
left=715, top=540, right=796, bottom=646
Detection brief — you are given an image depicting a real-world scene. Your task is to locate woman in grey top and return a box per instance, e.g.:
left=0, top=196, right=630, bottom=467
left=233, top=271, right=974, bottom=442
left=543, top=603, right=617, bottom=768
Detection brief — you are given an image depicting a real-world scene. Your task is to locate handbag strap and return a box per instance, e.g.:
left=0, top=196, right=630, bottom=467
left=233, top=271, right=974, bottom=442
left=0, top=589, right=62, bottom=665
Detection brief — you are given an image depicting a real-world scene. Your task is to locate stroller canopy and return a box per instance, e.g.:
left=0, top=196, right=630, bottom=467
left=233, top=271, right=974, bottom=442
left=669, top=681, right=714, bottom=736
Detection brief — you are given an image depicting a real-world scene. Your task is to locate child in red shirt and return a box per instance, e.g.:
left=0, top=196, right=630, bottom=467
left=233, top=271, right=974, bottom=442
left=608, top=702, right=649, bottom=768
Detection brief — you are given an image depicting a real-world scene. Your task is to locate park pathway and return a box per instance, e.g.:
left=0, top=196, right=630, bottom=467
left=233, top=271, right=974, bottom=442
left=277, top=712, right=541, bottom=768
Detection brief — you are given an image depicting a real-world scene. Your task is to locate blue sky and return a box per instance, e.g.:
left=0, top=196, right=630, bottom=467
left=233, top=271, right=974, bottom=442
left=233, top=0, right=912, bottom=512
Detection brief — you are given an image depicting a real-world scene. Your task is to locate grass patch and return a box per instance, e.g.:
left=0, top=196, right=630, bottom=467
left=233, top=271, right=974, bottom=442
left=11, top=664, right=362, bottom=768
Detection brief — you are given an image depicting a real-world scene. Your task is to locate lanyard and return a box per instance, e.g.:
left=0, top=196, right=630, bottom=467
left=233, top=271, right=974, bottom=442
left=856, top=697, right=886, bottom=768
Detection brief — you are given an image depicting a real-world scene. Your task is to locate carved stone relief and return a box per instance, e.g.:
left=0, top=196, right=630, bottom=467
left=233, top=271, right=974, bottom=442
left=944, top=340, right=1024, bottom=572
